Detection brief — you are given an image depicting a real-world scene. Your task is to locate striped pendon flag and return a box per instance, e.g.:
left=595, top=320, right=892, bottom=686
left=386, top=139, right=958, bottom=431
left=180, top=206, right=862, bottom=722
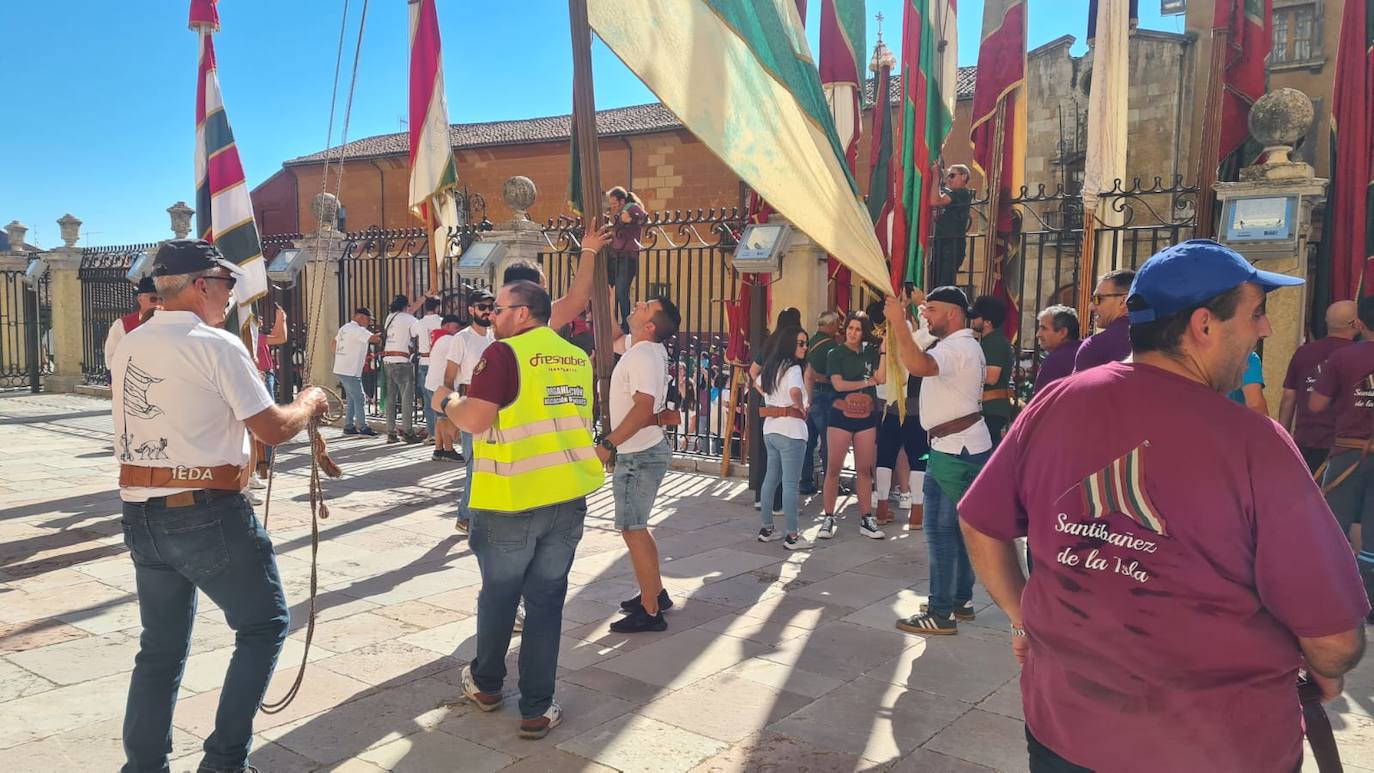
left=1081, top=442, right=1168, bottom=537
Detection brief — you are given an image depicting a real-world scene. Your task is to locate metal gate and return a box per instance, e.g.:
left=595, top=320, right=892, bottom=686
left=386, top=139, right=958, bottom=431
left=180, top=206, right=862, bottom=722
left=78, top=243, right=154, bottom=385
left=0, top=256, right=51, bottom=391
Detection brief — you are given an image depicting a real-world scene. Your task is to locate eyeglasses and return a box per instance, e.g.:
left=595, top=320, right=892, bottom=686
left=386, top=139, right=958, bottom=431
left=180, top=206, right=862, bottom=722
left=492, top=304, right=528, bottom=315
left=201, top=275, right=237, bottom=290
left=1091, top=292, right=1125, bottom=304
left=474, top=303, right=494, bottom=311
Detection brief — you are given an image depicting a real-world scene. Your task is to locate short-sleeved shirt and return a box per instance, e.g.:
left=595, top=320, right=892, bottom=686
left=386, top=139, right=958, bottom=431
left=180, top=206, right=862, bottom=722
left=466, top=340, right=519, bottom=408
left=827, top=342, right=880, bottom=398
left=1226, top=351, right=1264, bottom=404
left=1313, top=341, right=1374, bottom=441
left=1073, top=316, right=1131, bottom=372
left=979, top=330, right=1014, bottom=418
left=416, top=314, right=443, bottom=362
left=424, top=333, right=455, bottom=393
left=112, top=311, right=275, bottom=503
left=959, top=362, right=1369, bottom=772
left=332, top=321, right=373, bottom=378
left=1031, top=340, right=1081, bottom=399
left=934, top=187, right=973, bottom=238
left=1284, top=336, right=1355, bottom=449
left=610, top=339, right=669, bottom=454
left=381, top=311, right=420, bottom=364
left=757, top=364, right=808, bottom=440
left=920, top=329, right=991, bottom=454
left=807, top=333, right=836, bottom=396
left=445, top=325, right=496, bottom=387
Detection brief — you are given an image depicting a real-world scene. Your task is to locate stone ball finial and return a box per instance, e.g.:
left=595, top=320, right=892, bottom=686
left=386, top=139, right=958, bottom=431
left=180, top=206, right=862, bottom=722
left=57, top=213, right=82, bottom=248
left=311, top=193, right=341, bottom=231
left=166, top=202, right=194, bottom=240
left=1248, top=88, right=1314, bottom=152
left=6, top=220, right=28, bottom=253
left=503, top=176, right=537, bottom=221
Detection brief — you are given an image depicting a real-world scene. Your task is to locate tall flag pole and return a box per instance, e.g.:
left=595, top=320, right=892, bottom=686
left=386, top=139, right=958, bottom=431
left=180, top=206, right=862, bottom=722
left=408, top=0, right=461, bottom=283
left=891, top=0, right=958, bottom=290
left=969, top=0, right=1026, bottom=339
left=820, top=0, right=865, bottom=311
left=190, top=0, right=267, bottom=346
left=1078, top=0, right=1130, bottom=327
left=585, top=0, right=891, bottom=292
left=868, top=17, right=909, bottom=417
left=1194, top=0, right=1270, bottom=238
left=1317, top=0, right=1373, bottom=308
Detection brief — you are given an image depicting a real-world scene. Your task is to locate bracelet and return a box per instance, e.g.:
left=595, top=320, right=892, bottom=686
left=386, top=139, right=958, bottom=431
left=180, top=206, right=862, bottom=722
left=580, top=247, right=597, bottom=254
left=1010, top=625, right=1028, bottom=637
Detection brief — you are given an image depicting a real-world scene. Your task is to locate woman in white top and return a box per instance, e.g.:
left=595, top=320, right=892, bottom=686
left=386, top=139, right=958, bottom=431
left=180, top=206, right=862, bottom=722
left=754, top=324, right=812, bottom=549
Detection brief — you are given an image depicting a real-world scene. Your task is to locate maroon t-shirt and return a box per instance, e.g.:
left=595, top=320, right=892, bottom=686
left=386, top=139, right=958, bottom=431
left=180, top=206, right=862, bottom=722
left=1283, top=336, right=1355, bottom=449
left=466, top=341, right=519, bottom=408
left=1312, top=340, right=1374, bottom=442
left=1073, top=316, right=1131, bottom=372
left=960, top=362, right=1368, bottom=772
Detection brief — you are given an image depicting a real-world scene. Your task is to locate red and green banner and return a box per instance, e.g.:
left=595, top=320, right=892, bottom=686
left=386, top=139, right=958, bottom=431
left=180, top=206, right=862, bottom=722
left=190, top=0, right=266, bottom=344
left=891, top=0, right=957, bottom=290
left=1081, top=443, right=1169, bottom=537
left=1214, top=0, right=1272, bottom=166
left=1326, top=0, right=1374, bottom=302
left=819, top=0, right=864, bottom=311
left=970, top=0, right=1026, bottom=339
left=408, top=0, right=460, bottom=231
left=868, top=49, right=895, bottom=258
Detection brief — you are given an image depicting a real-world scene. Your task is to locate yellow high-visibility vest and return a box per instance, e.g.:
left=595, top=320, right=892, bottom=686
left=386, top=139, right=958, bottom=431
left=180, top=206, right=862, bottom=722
left=468, top=325, right=603, bottom=512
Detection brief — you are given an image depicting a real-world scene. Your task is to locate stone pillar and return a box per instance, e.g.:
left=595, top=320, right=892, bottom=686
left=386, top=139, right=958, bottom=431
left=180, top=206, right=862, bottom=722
left=295, top=232, right=345, bottom=391
left=484, top=176, right=546, bottom=285
left=44, top=245, right=85, bottom=393
left=167, top=202, right=194, bottom=240
left=1212, top=88, right=1328, bottom=411
left=6, top=221, right=28, bottom=253
left=770, top=216, right=830, bottom=330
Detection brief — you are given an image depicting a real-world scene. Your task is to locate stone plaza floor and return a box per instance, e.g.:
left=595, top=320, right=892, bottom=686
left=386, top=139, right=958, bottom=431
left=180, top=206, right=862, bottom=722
left=1, top=392, right=1372, bottom=772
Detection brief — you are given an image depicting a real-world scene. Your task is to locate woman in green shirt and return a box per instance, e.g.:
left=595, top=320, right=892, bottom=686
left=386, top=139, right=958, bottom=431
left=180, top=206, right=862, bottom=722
left=820, top=311, right=886, bottom=541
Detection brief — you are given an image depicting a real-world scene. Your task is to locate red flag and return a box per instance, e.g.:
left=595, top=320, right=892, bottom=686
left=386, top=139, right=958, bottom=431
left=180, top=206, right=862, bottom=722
left=1327, top=0, right=1374, bottom=300
left=1214, top=0, right=1272, bottom=164
left=820, top=0, right=863, bottom=312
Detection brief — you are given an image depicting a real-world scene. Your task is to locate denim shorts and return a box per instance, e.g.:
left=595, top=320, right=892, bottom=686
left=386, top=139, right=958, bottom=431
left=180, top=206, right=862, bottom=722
left=612, top=439, right=672, bottom=530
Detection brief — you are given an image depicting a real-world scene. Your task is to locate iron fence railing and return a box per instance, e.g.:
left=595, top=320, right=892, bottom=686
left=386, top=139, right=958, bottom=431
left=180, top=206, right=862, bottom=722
left=0, top=256, right=51, bottom=391
left=78, top=243, right=155, bottom=385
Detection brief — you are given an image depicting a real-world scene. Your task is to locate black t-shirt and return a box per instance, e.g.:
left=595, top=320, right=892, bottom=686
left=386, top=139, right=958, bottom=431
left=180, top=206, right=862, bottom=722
left=935, top=187, right=973, bottom=238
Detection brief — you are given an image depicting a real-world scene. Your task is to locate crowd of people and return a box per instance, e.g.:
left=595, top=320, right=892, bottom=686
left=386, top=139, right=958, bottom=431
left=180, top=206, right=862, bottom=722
left=105, top=230, right=1372, bottom=771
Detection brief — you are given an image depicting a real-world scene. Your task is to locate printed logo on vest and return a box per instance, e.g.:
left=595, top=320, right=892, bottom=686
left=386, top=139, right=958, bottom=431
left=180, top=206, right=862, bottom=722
left=544, top=384, right=587, bottom=407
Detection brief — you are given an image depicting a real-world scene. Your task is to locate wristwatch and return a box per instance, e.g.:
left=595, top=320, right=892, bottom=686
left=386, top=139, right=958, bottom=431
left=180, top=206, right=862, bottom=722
left=440, top=392, right=457, bottom=413
left=598, top=437, right=617, bottom=453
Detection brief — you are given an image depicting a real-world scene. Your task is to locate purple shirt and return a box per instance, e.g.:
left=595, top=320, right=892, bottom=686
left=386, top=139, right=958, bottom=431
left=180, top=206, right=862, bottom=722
left=1031, top=340, right=1081, bottom=399
left=1073, top=316, right=1131, bottom=372
left=1283, top=336, right=1355, bottom=449
left=1313, top=340, right=1374, bottom=442
left=960, top=362, right=1368, bottom=772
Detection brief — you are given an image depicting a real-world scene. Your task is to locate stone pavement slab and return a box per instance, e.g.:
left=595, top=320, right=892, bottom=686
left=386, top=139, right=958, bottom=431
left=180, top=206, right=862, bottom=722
left=4, top=393, right=1374, bottom=772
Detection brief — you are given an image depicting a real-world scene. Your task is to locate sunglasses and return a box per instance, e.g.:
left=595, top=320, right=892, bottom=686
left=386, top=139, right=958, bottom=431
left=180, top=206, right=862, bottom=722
left=492, top=304, right=528, bottom=315
left=201, top=275, right=237, bottom=290
left=474, top=303, right=494, bottom=311
left=1091, top=292, right=1125, bottom=304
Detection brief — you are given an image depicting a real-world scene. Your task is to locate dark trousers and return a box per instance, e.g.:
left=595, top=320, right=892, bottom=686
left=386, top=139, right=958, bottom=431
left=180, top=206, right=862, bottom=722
left=930, top=237, right=966, bottom=289
left=1027, top=726, right=1094, bottom=772
left=1300, top=445, right=1329, bottom=475
left=805, top=392, right=831, bottom=488
left=984, top=414, right=1008, bottom=451
left=120, top=493, right=289, bottom=773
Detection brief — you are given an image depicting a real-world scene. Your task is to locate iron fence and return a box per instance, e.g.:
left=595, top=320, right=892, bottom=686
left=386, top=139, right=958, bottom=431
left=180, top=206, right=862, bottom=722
left=0, top=256, right=51, bottom=391
left=78, top=243, right=155, bottom=385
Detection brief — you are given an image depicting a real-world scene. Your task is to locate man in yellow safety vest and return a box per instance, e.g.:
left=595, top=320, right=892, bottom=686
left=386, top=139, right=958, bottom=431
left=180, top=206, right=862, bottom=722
left=433, top=279, right=602, bottom=740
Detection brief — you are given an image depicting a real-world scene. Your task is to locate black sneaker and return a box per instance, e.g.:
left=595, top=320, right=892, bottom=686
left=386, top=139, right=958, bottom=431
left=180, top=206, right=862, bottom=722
left=920, top=600, right=976, bottom=621
left=387, top=434, right=400, bottom=444
left=402, top=432, right=422, bottom=444
left=359, top=427, right=378, bottom=436
left=342, top=425, right=359, bottom=435
left=609, top=606, right=667, bottom=633
left=896, top=612, right=958, bottom=635
left=432, top=449, right=463, bottom=462
left=619, top=588, right=674, bottom=613
left=757, top=527, right=781, bottom=542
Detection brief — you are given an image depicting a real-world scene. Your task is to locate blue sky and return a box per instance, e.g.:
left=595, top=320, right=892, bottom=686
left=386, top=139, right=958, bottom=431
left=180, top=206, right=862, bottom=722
left=0, top=1, right=1181, bottom=247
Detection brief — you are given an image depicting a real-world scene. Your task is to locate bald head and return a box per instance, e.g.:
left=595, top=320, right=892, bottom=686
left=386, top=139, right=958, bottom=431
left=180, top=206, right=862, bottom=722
left=1325, top=300, right=1360, bottom=339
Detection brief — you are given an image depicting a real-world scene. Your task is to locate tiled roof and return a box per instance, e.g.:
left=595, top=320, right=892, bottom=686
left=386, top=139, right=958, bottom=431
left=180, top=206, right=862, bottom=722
left=287, top=67, right=980, bottom=166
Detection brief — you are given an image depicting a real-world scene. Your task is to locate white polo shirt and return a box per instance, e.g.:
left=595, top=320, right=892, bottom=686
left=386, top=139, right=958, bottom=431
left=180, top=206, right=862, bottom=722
left=332, top=320, right=373, bottom=378
left=425, top=333, right=455, bottom=392
left=382, top=311, right=419, bottom=364
left=918, top=328, right=992, bottom=454
left=610, top=339, right=669, bottom=454
left=416, top=314, right=443, bottom=363
left=446, top=324, right=496, bottom=386
left=112, top=310, right=274, bottom=502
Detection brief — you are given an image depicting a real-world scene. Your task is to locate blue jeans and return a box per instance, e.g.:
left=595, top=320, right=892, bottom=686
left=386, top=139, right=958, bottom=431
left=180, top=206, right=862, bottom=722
left=923, top=449, right=991, bottom=618
left=120, top=493, right=289, bottom=773
left=806, top=394, right=831, bottom=486
left=458, top=430, right=474, bottom=524
left=418, top=364, right=436, bottom=438
left=761, top=433, right=805, bottom=535
left=338, top=374, right=366, bottom=430
left=469, top=499, right=586, bottom=718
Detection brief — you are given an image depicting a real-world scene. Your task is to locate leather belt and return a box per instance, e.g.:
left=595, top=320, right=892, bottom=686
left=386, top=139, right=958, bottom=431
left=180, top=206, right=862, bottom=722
left=759, top=406, right=807, bottom=420
left=982, top=388, right=1013, bottom=401
left=120, top=463, right=245, bottom=491
left=1332, top=437, right=1374, bottom=452
left=928, top=413, right=982, bottom=439
left=382, top=350, right=412, bottom=359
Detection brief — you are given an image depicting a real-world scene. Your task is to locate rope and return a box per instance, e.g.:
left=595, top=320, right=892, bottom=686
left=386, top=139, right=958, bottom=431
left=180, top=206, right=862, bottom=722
left=258, top=0, right=368, bottom=715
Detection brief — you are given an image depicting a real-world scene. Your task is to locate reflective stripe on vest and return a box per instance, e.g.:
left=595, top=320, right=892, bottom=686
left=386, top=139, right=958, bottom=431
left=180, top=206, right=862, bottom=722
left=469, top=326, right=604, bottom=512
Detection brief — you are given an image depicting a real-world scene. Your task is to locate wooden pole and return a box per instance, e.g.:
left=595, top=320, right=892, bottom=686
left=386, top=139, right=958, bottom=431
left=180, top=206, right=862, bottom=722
left=568, top=0, right=614, bottom=427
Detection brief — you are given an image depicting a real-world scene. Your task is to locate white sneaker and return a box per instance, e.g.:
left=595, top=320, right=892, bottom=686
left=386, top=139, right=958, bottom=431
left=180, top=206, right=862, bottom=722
left=859, top=516, right=886, bottom=539
left=518, top=699, right=562, bottom=739
left=898, top=491, right=913, bottom=510
left=783, top=533, right=812, bottom=550
left=248, top=490, right=264, bottom=506
left=249, top=477, right=267, bottom=490
left=757, top=527, right=782, bottom=542
left=753, top=499, right=762, bottom=511
left=817, top=516, right=836, bottom=540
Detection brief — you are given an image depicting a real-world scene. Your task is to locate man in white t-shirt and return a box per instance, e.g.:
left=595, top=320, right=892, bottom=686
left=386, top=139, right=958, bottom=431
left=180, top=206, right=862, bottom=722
left=112, top=239, right=327, bottom=773
left=333, top=306, right=380, bottom=435
left=422, top=313, right=463, bottom=461
left=103, top=276, right=161, bottom=374
left=885, top=286, right=991, bottom=636
left=598, top=297, right=681, bottom=633
left=381, top=294, right=426, bottom=443
left=415, top=297, right=444, bottom=444
left=437, top=288, right=496, bottom=531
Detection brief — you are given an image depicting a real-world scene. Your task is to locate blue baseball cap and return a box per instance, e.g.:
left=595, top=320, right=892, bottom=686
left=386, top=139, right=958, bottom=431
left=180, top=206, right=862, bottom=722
left=1126, top=239, right=1303, bottom=324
